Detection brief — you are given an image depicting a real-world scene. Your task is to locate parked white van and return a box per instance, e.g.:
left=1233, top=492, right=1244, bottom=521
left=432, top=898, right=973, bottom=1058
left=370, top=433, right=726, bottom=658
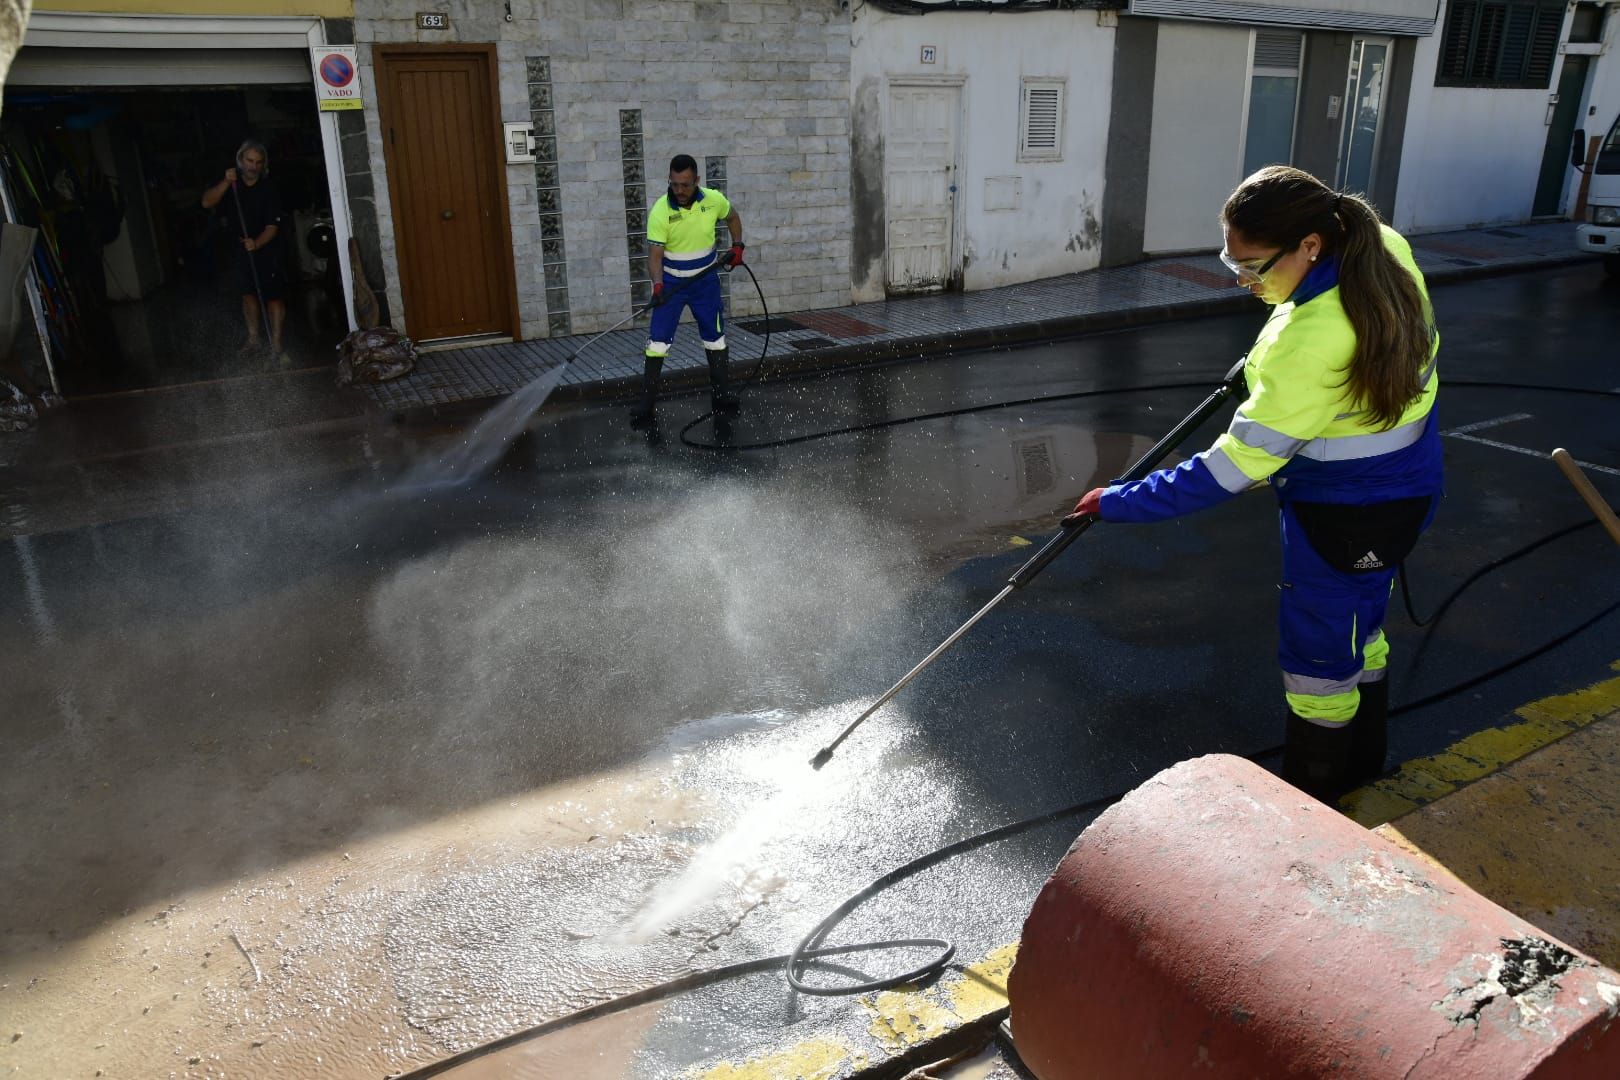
left=1577, top=112, right=1620, bottom=278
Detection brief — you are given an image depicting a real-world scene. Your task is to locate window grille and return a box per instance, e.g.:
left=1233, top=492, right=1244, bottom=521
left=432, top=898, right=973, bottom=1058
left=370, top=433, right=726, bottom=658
left=1436, top=0, right=1566, bottom=88
left=1019, top=79, right=1064, bottom=162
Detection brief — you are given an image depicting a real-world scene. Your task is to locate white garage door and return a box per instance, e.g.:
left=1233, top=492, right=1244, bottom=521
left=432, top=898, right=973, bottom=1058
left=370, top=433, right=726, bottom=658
left=8, top=46, right=312, bottom=88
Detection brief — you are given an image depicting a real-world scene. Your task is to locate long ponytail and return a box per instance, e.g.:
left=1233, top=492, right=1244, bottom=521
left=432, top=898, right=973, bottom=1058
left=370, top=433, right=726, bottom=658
left=1223, top=167, right=1431, bottom=429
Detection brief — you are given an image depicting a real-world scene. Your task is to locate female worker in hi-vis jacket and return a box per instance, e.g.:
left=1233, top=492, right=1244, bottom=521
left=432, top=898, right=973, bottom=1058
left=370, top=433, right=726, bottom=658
left=1066, top=165, right=1443, bottom=804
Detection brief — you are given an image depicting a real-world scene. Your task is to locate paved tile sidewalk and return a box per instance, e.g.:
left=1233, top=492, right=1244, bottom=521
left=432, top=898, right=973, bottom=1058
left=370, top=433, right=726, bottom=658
left=352, top=222, right=1596, bottom=416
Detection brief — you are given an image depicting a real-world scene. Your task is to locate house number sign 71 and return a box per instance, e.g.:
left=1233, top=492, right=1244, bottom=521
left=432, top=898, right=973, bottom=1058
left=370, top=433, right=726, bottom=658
left=920, top=45, right=936, bottom=64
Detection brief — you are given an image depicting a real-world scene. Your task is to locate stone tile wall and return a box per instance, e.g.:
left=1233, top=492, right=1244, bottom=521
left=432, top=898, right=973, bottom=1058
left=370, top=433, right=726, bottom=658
left=352, top=0, right=852, bottom=340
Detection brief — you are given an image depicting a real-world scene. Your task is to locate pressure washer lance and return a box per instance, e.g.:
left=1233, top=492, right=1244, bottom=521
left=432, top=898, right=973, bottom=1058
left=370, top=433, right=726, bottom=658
left=809, top=356, right=1250, bottom=770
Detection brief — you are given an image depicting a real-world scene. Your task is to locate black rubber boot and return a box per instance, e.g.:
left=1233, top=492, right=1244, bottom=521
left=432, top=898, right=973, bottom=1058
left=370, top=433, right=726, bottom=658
left=707, top=347, right=740, bottom=414
left=1350, top=678, right=1389, bottom=785
left=628, top=355, right=663, bottom=426
left=1282, top=710, right=1358, bottom=805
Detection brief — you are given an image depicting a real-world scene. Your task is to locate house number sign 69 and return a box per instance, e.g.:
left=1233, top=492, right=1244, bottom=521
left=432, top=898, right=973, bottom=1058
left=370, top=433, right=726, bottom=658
left=416, top=12, right=450, bottom=30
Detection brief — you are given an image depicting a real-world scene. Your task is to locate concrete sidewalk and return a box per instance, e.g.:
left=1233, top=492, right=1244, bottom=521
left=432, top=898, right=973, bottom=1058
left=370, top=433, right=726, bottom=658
left=357, top=221, right=1599, bottom=419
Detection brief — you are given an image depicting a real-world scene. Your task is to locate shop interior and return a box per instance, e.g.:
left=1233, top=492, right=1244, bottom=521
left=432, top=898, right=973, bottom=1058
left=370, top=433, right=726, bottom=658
left=1, top=84, right=347, bottom=396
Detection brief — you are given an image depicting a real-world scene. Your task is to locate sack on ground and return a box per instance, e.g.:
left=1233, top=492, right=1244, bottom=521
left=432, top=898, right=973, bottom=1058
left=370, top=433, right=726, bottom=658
left=336, top=327, right=416, bottom=386
left=1, top=380, right=38, bottom=431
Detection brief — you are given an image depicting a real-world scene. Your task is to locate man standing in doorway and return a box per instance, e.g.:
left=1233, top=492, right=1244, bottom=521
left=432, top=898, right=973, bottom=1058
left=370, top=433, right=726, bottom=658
left=631, top=153, right=746, bottom=425
left=201, top=140, right=289, bottom=367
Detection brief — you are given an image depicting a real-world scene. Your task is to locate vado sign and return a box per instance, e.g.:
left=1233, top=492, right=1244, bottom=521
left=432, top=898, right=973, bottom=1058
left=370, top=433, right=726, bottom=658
left=311, top=46, right=363, bottom=111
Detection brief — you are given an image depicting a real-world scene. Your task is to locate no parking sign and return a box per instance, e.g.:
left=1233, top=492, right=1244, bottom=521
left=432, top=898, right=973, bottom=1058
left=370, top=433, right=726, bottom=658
left=311, top=46, right=363, bottom=111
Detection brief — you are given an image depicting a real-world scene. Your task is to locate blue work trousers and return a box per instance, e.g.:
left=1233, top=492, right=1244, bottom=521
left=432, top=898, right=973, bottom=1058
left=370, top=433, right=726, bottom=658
left=647, top=268, right=724, bottom=355
left=1277, top=501, right=1411, bottom=723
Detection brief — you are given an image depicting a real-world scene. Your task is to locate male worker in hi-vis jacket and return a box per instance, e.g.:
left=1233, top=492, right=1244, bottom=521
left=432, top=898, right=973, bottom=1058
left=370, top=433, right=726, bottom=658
left=630, top=153, right=746, bottom=426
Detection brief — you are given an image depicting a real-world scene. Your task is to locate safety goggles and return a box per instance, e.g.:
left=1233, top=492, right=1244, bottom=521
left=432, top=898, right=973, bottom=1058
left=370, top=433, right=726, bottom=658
left=1219, top=246, right=1289, bottom=286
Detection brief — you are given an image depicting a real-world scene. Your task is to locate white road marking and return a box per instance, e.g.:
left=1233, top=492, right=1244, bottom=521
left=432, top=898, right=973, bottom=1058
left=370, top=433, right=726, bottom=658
left=1445, top=433, right=1620, bottom=478
left=1442, top=412, right=1620, bottom=477
left=1443, top=412, right=1533, bottom=435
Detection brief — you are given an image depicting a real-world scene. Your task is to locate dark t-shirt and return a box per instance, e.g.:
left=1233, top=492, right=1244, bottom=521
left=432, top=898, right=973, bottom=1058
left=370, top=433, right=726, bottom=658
left=228, top=176, right=284, bottom=249
left=225, top=176, right=286, bottom=296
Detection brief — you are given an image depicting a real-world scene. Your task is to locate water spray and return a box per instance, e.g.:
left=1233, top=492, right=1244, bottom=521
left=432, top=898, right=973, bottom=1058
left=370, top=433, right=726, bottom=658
left=810, top=356, right=1250, bottom=770
left=396, top=258, right=749, bottom=491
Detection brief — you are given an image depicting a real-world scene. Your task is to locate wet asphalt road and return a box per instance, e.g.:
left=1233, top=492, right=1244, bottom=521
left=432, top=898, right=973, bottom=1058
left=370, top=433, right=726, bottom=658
left=3, top=263, right=1618, bottom=1077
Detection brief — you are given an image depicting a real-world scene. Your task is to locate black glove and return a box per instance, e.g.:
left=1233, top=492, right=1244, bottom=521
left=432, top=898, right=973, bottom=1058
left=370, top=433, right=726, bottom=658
left=649, top=281, right=667, bottom=307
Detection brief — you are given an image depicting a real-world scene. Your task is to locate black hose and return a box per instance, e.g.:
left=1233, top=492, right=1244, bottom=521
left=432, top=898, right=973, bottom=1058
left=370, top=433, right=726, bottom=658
left=1398, top=520, right=1598, bottom=629
left=687, top=379, right=1225, bottom=452
left=1389, top=596, right=1620, bottom=717
left=394, top=534, right=1616, bottom=1075
left=392, top=785, right=1128, bottom=1080
left=787, top=786, right=1123, bottom=995
left=729, top=260, right=773, bottom=387
left=674, top=259, right=775, bottom=448
left=395, top=554, right=1620, bottom=1074
left=674, top=363, right=1620, bottom=454
left=396, top=378, right=1619, bottom=1068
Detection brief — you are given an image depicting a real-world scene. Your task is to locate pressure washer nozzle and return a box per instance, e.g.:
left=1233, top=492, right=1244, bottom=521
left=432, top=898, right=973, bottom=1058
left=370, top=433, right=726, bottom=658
left=809, top=747, right=833, bottom=770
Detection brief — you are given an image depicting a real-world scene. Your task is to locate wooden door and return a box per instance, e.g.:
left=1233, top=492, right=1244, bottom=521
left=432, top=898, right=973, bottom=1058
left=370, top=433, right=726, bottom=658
left=376, top=47, right=515, bottom=341
left=885, top=84, right=958, bottom=294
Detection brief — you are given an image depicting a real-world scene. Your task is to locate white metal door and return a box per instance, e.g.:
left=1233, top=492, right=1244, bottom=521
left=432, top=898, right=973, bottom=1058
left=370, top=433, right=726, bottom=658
left=886, top=84, right=958, bottom=294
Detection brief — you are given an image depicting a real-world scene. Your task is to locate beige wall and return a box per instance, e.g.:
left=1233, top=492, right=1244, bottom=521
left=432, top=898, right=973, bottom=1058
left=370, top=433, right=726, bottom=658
left=1142, top=21, right=1251, bottom=255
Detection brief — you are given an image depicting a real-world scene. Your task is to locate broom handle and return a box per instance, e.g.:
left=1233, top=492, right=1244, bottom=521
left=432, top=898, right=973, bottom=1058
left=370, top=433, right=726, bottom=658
left=1552, top=449, right=1620, bottom=547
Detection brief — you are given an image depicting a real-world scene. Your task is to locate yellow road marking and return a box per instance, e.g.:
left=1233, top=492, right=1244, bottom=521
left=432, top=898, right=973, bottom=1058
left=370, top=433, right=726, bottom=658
left=1345, top=660, right=1620, bottom=827
left=863, top=943, right=1018, bottom=1051
left=688, top=1039, right=863, bottom=1080
left=686, top=946, right=1019, bottom=1077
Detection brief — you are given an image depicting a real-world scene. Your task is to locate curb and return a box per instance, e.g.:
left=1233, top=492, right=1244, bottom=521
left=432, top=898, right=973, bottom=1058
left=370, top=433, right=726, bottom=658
left=842, top=1008, right=1011, bottom=1080
left=367, top=293, right=1254, bottom=429
left=368, top=252, right=1601, bottom=429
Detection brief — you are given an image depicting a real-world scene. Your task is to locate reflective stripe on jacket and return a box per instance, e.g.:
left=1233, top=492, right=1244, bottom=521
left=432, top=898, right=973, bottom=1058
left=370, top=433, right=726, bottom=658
left=647, top=187, right=732, bottom=276
left=1101, top=224, right=1443, bottom=523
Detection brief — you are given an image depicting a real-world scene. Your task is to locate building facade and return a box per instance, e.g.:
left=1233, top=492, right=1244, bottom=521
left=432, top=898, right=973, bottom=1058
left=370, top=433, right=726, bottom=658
left=6, top=0, right=1615, bottom=394
left=1108, top=0, right=1439, bottom=258
left=847, top=3, right=1119, bottom=301
left=350, top=0, right=852, bottom=344
left=1395, top=0, right=1619, bottom=231
left=4, top=1, right=370, bottom=395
